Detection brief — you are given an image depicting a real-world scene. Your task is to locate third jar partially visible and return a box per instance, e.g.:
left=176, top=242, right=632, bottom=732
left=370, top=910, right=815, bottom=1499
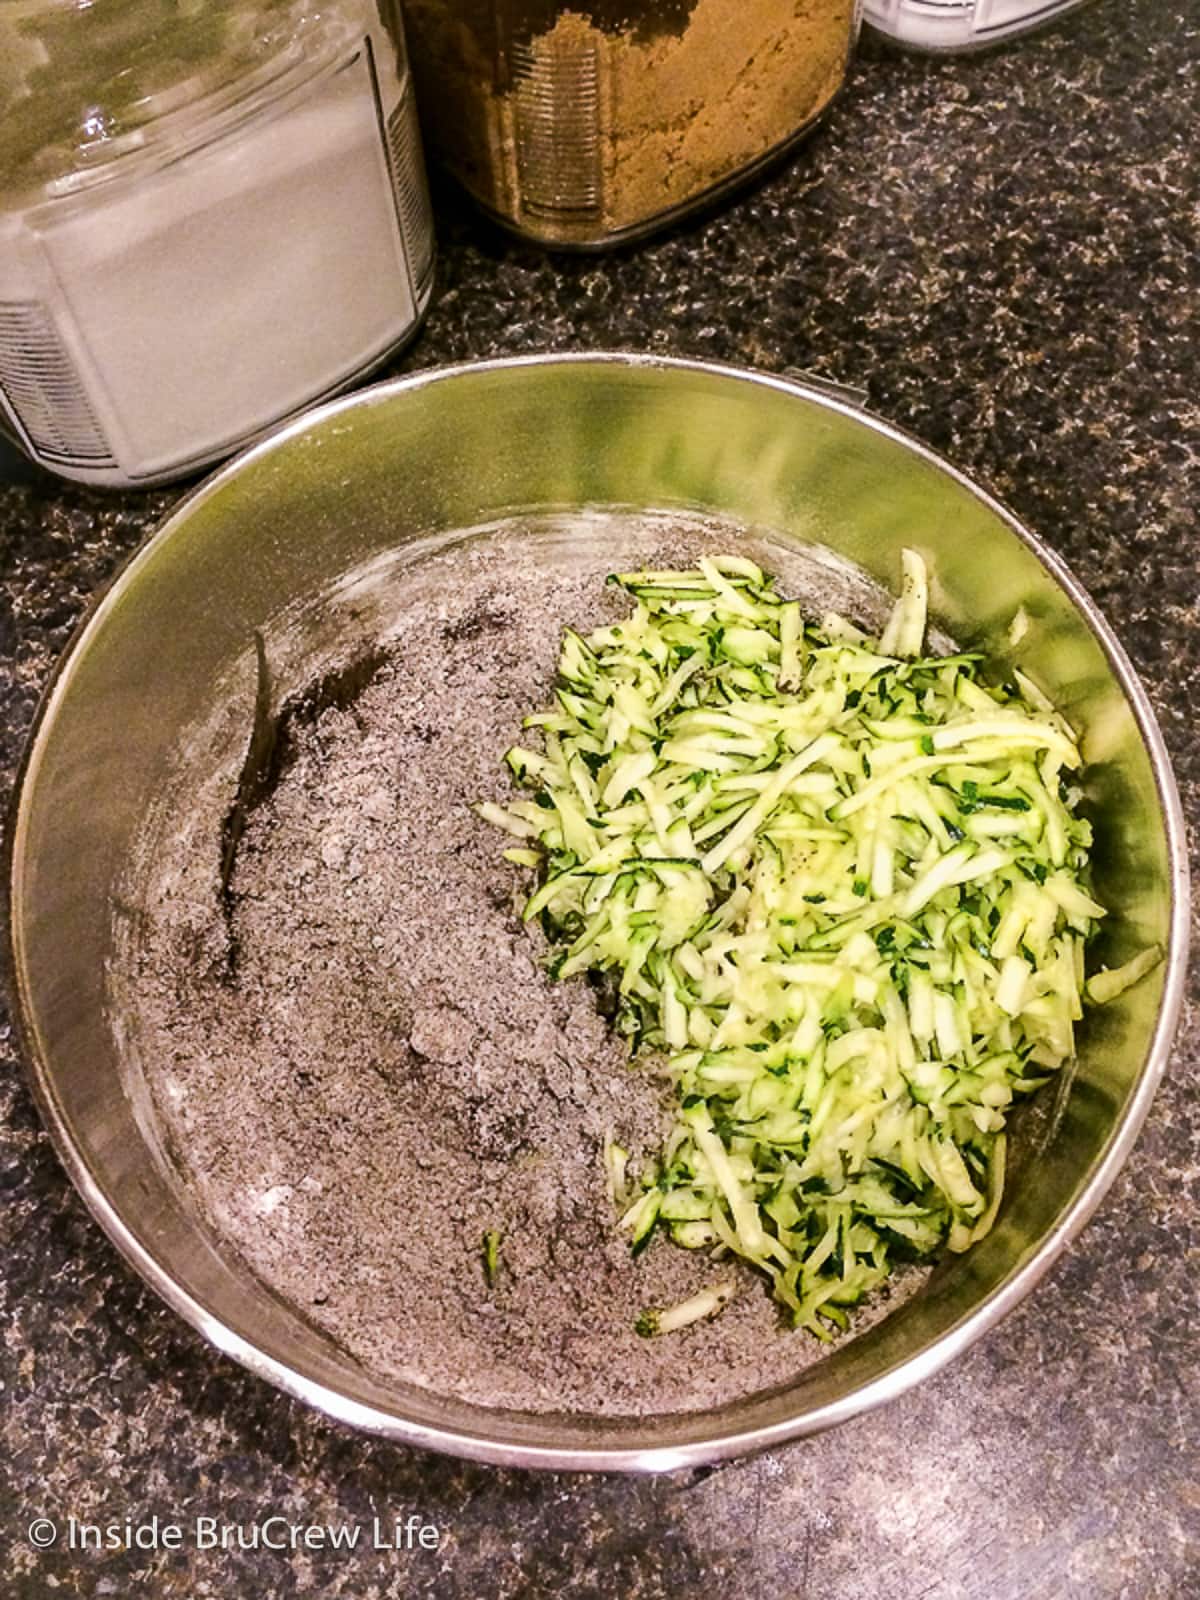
left=402, top=0, right=859, bottom=248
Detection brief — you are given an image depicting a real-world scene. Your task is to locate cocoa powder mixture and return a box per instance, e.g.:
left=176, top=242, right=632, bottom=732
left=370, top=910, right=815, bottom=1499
left=404, top=0, right=856, bottom=242
left=113, top=519, right=922, bottom=1416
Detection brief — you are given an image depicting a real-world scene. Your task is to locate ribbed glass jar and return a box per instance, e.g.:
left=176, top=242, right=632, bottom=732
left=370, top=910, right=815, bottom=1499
left=0, top=0, right=435, bottom=486
left=403, top=0, right=859, bottom=248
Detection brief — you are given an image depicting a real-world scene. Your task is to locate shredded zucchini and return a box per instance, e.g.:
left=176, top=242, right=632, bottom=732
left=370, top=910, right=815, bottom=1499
left=635, top=1281, right=737, bottom=1338
left=482, top=1229, right=502, bottom=1290
left=478, top=552, right=1160, bottom=1340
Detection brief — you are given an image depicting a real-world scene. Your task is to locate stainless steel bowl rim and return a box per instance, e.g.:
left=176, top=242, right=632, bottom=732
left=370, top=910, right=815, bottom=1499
left=6, top=352, right=1190, bottom=1472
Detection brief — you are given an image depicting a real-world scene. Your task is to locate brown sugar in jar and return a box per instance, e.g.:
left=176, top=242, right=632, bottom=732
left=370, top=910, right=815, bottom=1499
left=402, top=0, right=859, bottom=247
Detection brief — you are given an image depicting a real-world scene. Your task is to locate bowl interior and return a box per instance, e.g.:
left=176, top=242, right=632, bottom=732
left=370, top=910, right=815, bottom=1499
left=7, top=356, right=1182, bottom=1469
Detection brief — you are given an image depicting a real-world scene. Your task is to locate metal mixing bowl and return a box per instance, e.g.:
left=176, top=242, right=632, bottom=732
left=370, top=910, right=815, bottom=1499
left=5, top=355, right=1188, bottom=1471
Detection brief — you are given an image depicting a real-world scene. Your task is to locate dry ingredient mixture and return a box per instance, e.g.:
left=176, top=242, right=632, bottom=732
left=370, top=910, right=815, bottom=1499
left=403, top=0, right=856, bottom=243
left=114, top=521, right=921, bottom=1417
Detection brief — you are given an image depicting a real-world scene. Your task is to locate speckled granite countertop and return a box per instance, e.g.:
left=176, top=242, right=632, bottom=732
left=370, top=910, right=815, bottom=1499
left=2, top=2, right=1197, bottom=1596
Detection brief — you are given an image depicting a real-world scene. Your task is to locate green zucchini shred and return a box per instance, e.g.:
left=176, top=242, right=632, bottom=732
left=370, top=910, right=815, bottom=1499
left=634, top=1280, right=738, bottom=1338
left=481, top=1229, right=502, bottom=1290
left=477, top=552, right=1160, bottom=1340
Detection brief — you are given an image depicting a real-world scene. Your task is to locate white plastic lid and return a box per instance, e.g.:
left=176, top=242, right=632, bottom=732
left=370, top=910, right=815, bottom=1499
left=863, top=0, right=1096, bottom=52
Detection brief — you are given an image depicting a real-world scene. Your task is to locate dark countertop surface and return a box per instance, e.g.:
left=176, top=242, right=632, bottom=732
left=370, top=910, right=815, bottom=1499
left=1, top=2, right=1196, bottom=1595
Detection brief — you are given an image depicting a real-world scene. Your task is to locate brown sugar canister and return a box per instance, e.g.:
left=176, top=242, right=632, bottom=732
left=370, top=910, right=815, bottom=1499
left=402, top=0, right=860, bottom=248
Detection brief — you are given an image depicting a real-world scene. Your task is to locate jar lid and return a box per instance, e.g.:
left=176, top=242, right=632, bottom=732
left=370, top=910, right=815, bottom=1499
left=0, top=0, right=362, bottom=203
left=862, top=0, right=1096, bottom=52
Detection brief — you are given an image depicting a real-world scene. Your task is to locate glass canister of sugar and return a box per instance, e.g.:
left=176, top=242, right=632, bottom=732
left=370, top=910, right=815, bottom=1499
left=402, top=0, right=860, bottom=249
left=0, top=0, right=435, bottom=487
